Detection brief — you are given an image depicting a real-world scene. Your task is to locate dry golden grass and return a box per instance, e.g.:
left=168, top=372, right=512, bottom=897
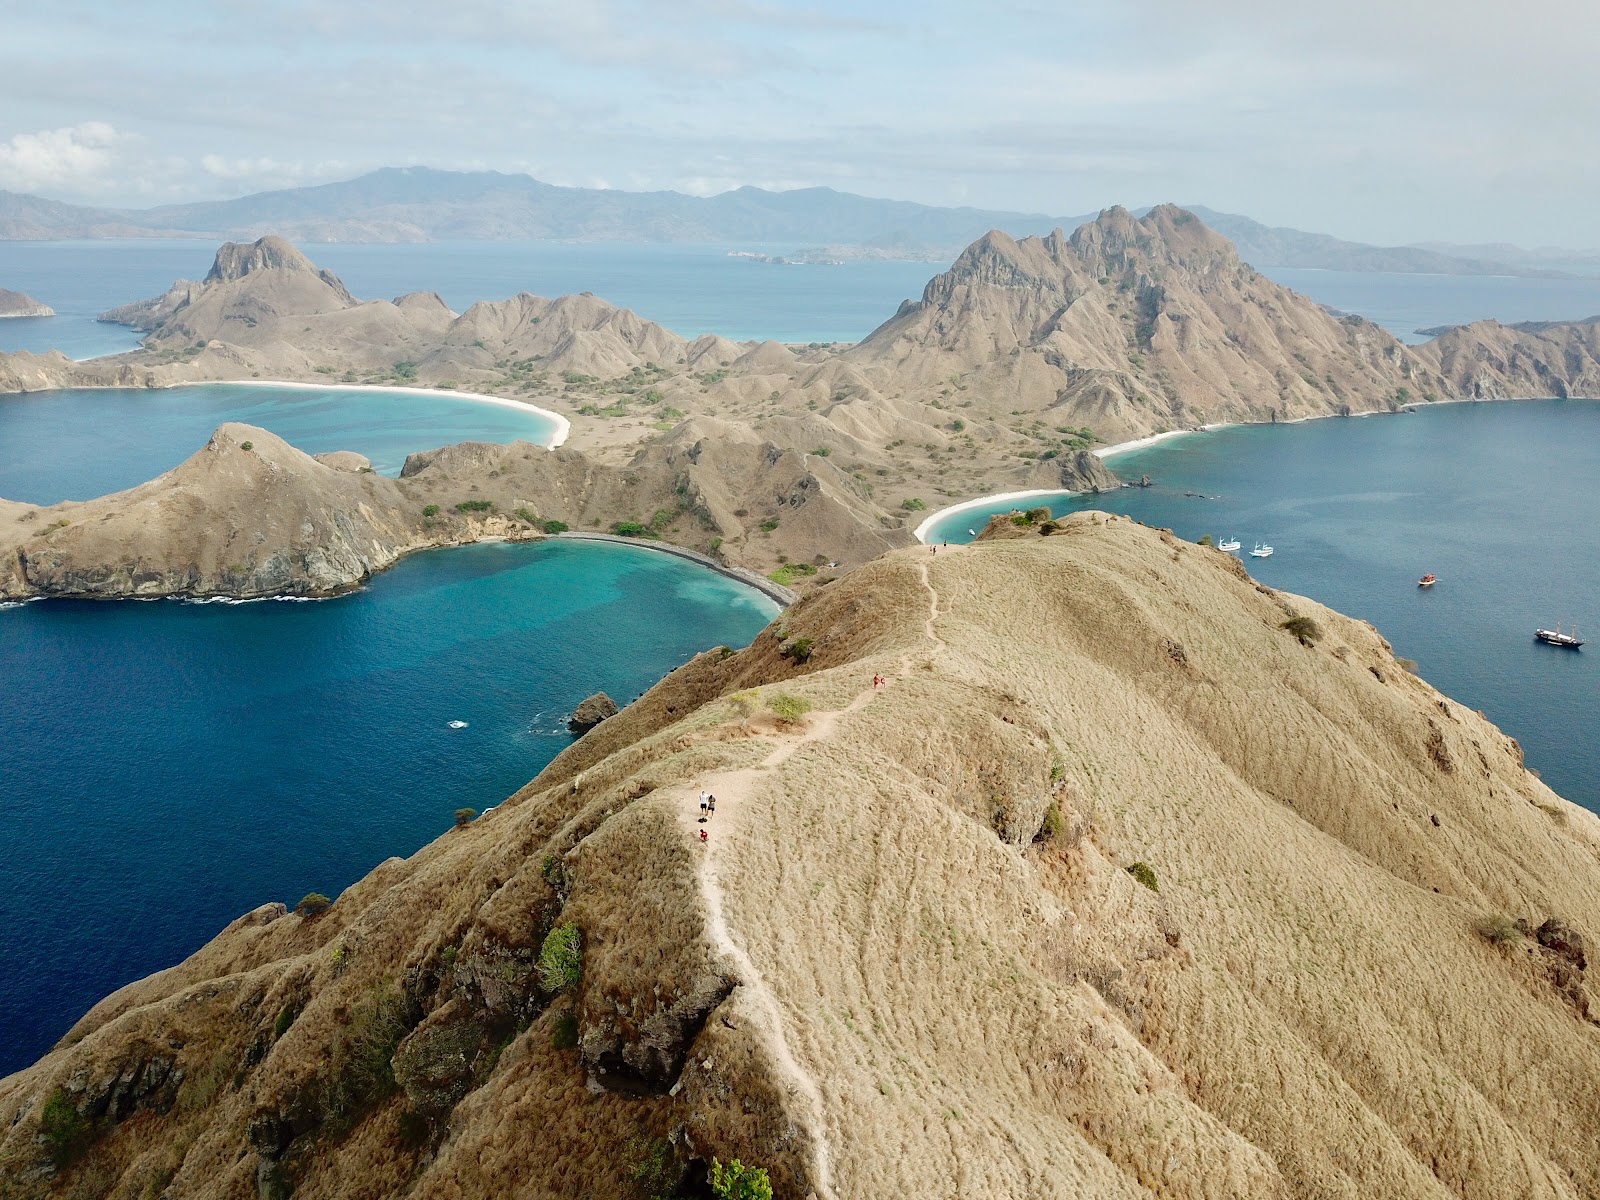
left=3, top=513, right=1598, bottom=1199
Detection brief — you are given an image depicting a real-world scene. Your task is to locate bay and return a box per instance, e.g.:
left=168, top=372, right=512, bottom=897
left=923, top=400, right=1599, bottom=814
left=0, top=539, right=778, bottom=1075
left=0, top=383, right=562, bottom=505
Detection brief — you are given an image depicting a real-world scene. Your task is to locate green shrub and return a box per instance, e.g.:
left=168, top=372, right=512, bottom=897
left=1478, top=914, right=1523, bottom=946
left=273, top=1004, right=299, bottom=1039
left=1126, top=861, right=1159, bottom=892
left=538, top=923, right=583, bottom=994
left=514, top=506, right=536, bottom=524
left=541, top=519, right=569, bottom=534
left=811, top=446, right=831, bottom=456
left=240, top=440, right=254, bottom=452
left=900, top=498, right=927, bottom=511
left=455, top=499, right=493, bottom=513
left=629, top=1136, right=682, bottom=1199
left=768, top=562, right=819, bottom=587
left=1281, top=616, right=1321, bottom=644
left=611, top=521, right=657, bottom=539
left=1037, top=801, right=1065, bottom=842
left=454, top=808, right=476, bottom=828
left=759, top=517, right=780, bottom=532
left=39, top=1088, right=93, bottom=1169
left=1197, top=533, right=1215, bottom=547
left=768, top=693, right=811, bottom=723
left=422, top=504, right=440, bottom=517
left=323, top=985, right=412, bottom=1124
left=1025, top=506, right=1052, bottom=523
left=780, top=636, right=814, bottom=663
left=710, top=1158, right=773, bottom=1200
left=295, top=892, right=333, bottom=917
left=550, top=1008, right=580, bottom=1050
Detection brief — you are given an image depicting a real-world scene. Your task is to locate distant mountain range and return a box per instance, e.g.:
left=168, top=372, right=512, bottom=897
left=0, top=167, right=1589, bottom=278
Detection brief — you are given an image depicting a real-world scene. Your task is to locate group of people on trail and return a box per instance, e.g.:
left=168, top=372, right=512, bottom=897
left=695, top=790, right=717, bottom=843
left=872, top=673, right=886, bottom=688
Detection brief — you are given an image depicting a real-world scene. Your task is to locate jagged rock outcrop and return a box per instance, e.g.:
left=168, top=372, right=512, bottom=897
left=568, top=692, right=619, bottom=733
left=3, top=521, right=1599, bottom=1198
left=0, top=287, right=52, bottom=318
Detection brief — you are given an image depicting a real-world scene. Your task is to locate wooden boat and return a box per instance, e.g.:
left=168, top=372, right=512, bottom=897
left=1418, top=574, right=1437, bottom=588
left=1249, top=543, right=1274, bottom=558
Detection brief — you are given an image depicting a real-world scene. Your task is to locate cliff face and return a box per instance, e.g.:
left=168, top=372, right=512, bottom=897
left=1416, top=316, right=1600, bottom=398
left=2, top=519, right=1596, bottom=1199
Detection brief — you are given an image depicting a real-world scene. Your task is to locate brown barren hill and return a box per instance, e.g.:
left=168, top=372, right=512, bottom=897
left=2, top=517, right=1597, bottom=1199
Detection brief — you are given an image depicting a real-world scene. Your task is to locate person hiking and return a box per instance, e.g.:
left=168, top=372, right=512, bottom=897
left=707, top=795, right=716, bottom=815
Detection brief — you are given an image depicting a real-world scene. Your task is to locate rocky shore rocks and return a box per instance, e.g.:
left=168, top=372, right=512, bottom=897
left=568, top=692, right=619, bottom=733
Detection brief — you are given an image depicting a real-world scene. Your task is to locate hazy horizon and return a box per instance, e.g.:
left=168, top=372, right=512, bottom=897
left=3, top=1, right=1596, bottom=248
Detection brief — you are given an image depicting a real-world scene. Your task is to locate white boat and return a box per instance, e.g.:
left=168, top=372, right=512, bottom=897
left=1535, top=624, right=1584, bottom=649
left=1218, top=535, right=1241, bottom=552
left=1249, top=543, right=1274, bottom=558
left=447, top=720, right=469, bottom=729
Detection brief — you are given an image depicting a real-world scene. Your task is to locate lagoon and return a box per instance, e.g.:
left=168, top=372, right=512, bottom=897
left=0, top=538, right=778, bottom=1075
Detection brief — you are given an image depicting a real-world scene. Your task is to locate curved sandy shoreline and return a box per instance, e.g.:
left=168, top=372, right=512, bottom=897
left=207, top=380, right=572, bottom=449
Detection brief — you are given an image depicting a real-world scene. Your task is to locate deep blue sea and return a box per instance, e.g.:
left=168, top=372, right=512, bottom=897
left=924, top=400, right=1599, bottom=814
left=0, top=383, right=561, bottom=504
left=0, top=540, right=777, bottom=1074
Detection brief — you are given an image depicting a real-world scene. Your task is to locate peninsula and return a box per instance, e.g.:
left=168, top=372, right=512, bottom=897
left=4, top=206, right=1600, bottom=600
left=0, top=287, right=52, bottom=318
left=2, top=519, right=1595, bottom=1198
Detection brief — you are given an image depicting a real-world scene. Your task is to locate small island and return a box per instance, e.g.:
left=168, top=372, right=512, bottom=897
left=0, top=287, right=54, bottom=318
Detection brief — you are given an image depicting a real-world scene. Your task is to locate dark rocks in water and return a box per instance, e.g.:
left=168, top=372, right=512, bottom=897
left=569, top=692, right=619, bottom=733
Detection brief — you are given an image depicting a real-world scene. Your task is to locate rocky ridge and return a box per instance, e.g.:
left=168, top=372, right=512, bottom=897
left=2, top=519, right=1597, bottom=1198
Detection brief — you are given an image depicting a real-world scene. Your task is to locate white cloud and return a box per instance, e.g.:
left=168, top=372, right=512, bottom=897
left=199, top=154, right=350, bottom=188
left=0, top=121, right=122, bottom=193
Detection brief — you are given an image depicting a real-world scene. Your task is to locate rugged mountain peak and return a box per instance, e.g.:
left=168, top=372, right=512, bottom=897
left=205, top=235, right=356, bottom=304
left=1068, top=203, right=1236, bottom=275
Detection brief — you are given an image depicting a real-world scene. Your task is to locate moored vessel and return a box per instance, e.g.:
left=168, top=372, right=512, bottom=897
left=1535, top=625, right=1584, bottom=649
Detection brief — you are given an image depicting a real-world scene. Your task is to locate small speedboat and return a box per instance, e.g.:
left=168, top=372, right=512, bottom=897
left=1218, top=535, right=1241, bottom=553
left=1418, top=574, right=1437, bottom=588
left=447, top=719, right=469, bottom=729
left=1535, top=625, right=1584, bottom=649
left=1250, top=543, right=1274, bottom=558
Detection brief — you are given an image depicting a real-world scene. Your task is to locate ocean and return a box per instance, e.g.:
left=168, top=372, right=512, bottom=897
left=922, top=400, right=1599, bottom=816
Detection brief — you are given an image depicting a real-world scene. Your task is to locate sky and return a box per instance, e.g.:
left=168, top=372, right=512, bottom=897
left=0, top=0, right=1594, bottom=247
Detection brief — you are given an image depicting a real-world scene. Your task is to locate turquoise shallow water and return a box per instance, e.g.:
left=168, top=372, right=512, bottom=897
left=924, top=400, right=1599, bottom=815
left=0, top=383, right=561, bottom=504
left=0, top=539, right=778, bottom=1075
